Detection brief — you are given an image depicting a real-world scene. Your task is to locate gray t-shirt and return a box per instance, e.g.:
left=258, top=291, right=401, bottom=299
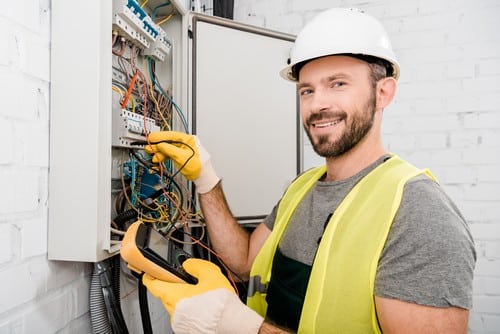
left=263, top=155, right=476, bottom=309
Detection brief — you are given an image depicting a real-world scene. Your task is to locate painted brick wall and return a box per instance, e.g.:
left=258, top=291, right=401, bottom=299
left=0, top=0, right=95, bottom=332
left=0, top=1, right=172, bottom=333
left=234, top=0, right=500, bottom=332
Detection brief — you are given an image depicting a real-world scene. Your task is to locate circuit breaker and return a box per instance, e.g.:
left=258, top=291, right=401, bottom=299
left=48, top=0, right=299, bottom=262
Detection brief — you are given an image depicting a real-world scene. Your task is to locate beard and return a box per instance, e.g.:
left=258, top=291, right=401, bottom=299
left=304, top=91, right=377, bottom=158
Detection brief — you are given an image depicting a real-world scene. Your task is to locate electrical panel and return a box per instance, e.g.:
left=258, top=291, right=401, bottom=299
left=49, top=0, right=192, bottom=262
left=48, top=0, right=299, bottom=263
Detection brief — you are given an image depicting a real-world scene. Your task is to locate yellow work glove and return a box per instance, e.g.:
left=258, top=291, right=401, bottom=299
left=146, top=131, right=220, bottom=193
left=143, top=258, right=264, bottom=334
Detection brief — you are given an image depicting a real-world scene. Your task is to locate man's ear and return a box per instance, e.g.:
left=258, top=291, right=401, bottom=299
left=376, top=77, right=397, bottom=110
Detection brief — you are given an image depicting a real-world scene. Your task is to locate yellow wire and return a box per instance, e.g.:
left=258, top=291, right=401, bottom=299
left=140, top=0, right=149, bottom=8
left=156, top=12, right=174, bottom=26
left=143, top=57, right=171, bottom=129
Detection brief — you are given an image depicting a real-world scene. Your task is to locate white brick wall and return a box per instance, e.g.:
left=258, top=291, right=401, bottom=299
left=234, top=0, right=500, bottom=333
left=0, top=1, right=169, bottom=332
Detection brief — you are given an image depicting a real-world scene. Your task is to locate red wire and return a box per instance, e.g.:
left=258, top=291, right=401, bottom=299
left=121, top=71, right=138, bottom=109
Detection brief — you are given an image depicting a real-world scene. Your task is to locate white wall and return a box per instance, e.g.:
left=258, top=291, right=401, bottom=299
left=0, top=0, right=93, bottom=332
left=234, top=0, right=500, bottom=333
left=0, top=0, right=170, bottom=333
left=0, top=0, right=498, bottom=333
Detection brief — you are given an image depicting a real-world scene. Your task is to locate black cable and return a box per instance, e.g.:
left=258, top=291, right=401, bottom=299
left=113, top=209, right=138, bottom=230
left=95, top=260, right=129, bottom=334
left=133, top=272, right=153, bottom=334
left=129, top=140, right=196, bottom=180
left=172, top=224, right=247, bottom=290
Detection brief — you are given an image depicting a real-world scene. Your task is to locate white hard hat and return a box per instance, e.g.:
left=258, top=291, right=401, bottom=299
left=280, top=8, right=400, bottom=81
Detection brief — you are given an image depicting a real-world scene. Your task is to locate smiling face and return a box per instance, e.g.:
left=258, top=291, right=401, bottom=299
left=298, top=55, right=380, bottom=158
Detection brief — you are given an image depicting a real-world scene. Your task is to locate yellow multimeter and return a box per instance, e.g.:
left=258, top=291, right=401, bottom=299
left=120, top=220, right=197, bottom=284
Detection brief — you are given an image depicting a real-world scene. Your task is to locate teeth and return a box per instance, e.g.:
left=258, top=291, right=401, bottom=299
left=314, top=120, right=340, bottom=128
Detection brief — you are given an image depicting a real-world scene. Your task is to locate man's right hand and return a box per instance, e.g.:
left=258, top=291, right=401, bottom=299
left=146, top=131, right=220, bottom=193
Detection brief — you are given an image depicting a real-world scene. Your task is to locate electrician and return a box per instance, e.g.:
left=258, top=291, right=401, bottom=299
left=143, top=8, right=476, bottom=333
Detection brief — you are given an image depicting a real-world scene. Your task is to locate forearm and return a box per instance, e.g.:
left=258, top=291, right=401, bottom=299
left=259, top=321, right=294, bottom=334
left=199, top=181, right=253, bottom=277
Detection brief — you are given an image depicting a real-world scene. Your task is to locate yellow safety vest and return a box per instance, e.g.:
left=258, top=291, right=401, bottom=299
left=247, top=155, right=436, bottom=333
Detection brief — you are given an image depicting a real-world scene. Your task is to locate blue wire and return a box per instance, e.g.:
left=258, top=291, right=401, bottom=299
left=147, top=58, right=189, bottom=132
left=151, top=1, right=171, bottom=20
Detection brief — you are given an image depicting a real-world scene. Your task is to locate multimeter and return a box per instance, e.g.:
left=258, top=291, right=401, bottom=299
left=120, top=220, right=198, bottom=284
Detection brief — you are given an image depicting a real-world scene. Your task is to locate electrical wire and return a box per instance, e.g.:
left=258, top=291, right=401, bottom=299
left=147, top=57, right=189, bottom=132
left=151, top=1, right=171, bottom=20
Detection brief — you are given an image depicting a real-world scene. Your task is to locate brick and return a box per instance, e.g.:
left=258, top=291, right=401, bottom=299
left=23, top=289, right=74, bottom=334
left=464, top=77, right=500, bottom=94
left=463, top=42, right=500, bottom=59
left=18, top=122, right=49, bottom=167
left=397, top=80, right=463, bottom=99
left=0, top=167, right=40, bottom=214
left=400, top=12, right=458, bottom=31
left=417, top=0, right=455, bottom=15
left=468, top=312, right=484, bottom=333
left=439, top=165, right=478, bottom=184
left=0, top=118, right=15, bottom=164
left=461, top=112, right=500, bottom=129
left=57, top=314, right=92, bottom=334
left=485, top=242, right=500, bottom=260
left=480, top=203, right=500, bottom=222
left=460, top=202, right=487, bottom=222
left=447, top=8, right=500, bottom=44
left=464, top=183, right=500, bottom=201
left=0, top=70, right=23, bottom=119
left=382, top=2, right=417, bottom=18
left=471, top=223, right=500, bottom=240
left=448, top=130, right=481, bottom=149
left=19, top=31, right=50, bottom=81
left=0, top=0, right=40, bottom=32
left=445, top=95, right=481, bottom=113
left=475, top=258, right=500, bottom=277
left=267, top=12, right=302, bottom=35
left=480, top=131, right=500, bottom=147
left=413, top=98, right=447, bottom=115
left=463, top=148, right=500, bottom=165
left=385, top=133, right=418, bottom=150
left=445, top=60, right=476, bottom=79
left=418, top=133, right=448, bottom=149
left=398, top=45, right=464, bottom=66
left=0, top=27, right=13, bottom=66
left=484, top=314, right=500, bottom=332
left=46, top=261, right=91, bottom=291
left=0, top=316, right=23, bottom=334
left=472, top=295, right=500, bottom=313
left=0, top=224, right=17, bottom=264
left=484, top=277, right=500, bottom=295
left=290, top=0, right=334, bottom=13
left=477, top=59, right=500, bottom=76
left=20, top=217, right=47, bottom=258
left=0, top=263, right=39, bottom=314
left=72, top=277, right=90, bottom=318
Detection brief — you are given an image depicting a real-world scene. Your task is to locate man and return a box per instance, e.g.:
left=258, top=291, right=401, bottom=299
left=142, top=8, right=476, bottom=333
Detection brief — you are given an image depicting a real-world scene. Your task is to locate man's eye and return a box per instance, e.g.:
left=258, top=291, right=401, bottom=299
left=300, top=89, right=313, bottom=96
left=333, top=81, right=346, bottom=88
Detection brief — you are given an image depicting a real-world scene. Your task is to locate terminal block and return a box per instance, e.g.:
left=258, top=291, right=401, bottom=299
left=112, top=108, right=160, bottom=148
left=143, top=26, right=172, bottom=62
left=112, top=0, right=159, bottom=49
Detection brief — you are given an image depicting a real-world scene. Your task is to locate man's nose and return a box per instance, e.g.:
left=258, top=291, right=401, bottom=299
left=309, top=88, right=332, bottom=114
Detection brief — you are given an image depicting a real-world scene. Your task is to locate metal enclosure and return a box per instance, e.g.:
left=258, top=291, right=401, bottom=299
left=190, top=14, right=299, bottom=222
left=48, top=2, right=299, bottom=262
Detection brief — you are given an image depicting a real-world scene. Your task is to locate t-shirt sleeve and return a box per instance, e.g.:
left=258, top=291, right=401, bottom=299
left=263, top=202, right=279, bottom=230
left=374, top=176, right=476, bottom=309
